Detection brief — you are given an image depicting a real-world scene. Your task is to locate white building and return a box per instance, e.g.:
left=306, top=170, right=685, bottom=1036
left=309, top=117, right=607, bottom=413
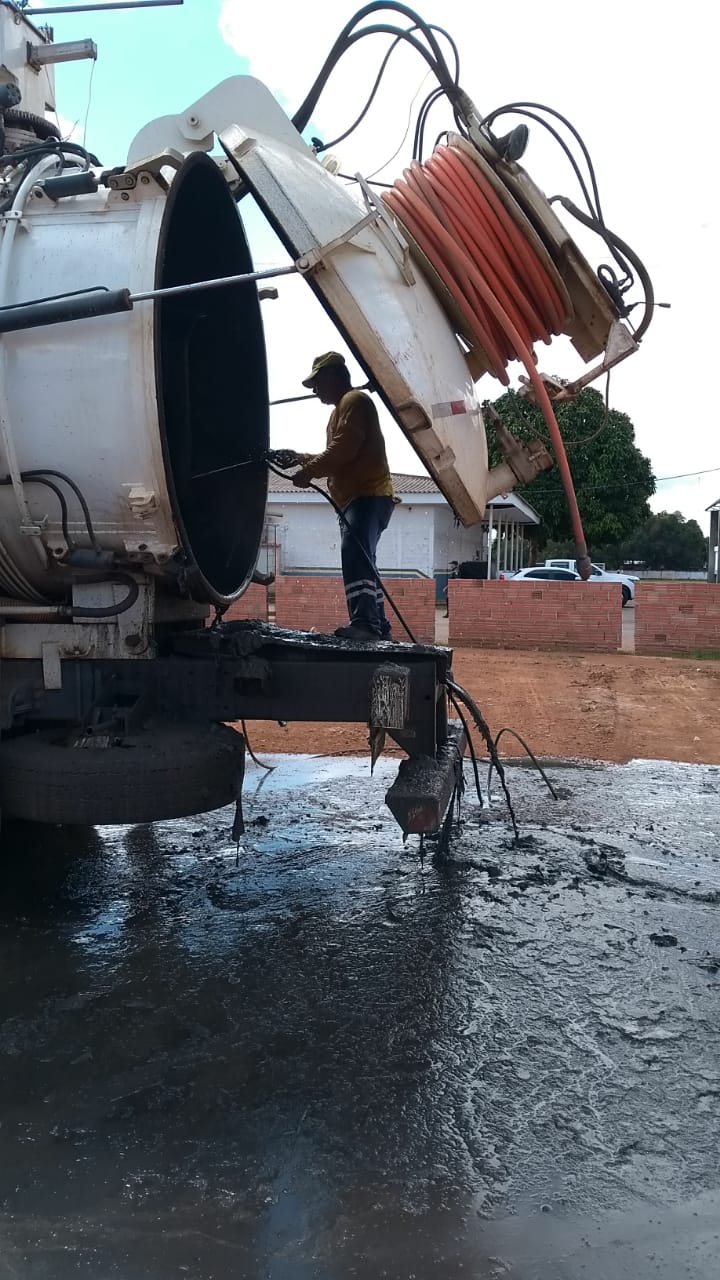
left=262, top=472, right=541, bottom=585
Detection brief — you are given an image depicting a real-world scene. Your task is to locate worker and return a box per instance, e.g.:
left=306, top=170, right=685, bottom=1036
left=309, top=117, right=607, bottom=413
left=290, top=351, right=395, bottom=642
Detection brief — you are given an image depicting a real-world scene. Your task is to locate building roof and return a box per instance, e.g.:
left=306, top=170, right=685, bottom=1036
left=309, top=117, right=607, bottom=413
left=267, top=470, right=438, bottom=495
left=706, top=498, right=720, bottom=512
left=267, top=469, right=540, bottom=524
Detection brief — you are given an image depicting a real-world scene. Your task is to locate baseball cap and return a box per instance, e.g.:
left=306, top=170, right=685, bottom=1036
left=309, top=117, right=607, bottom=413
left=301, top=351, right=346, bottom=388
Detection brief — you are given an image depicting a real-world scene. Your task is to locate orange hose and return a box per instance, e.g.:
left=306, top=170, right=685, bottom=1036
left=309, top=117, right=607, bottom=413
left=383, top=143, right=591, bottom=577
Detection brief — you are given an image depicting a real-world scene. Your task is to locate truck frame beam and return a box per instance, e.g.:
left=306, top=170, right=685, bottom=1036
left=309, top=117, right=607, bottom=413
left=0, top=620, right=453, bottom=781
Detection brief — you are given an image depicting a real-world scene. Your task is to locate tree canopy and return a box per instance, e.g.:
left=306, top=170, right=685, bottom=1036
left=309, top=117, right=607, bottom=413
left=628, top=511, right=707, bottom=571
left=487, top=386, right=656, bottom=551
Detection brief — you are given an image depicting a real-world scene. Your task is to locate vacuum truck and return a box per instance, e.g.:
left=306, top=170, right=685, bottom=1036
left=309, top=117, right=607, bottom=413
left=0, top=2, right=651, bottom=836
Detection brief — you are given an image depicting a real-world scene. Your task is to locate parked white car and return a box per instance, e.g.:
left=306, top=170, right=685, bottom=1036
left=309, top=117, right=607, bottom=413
left=511, top=564, right=635, bottom=607
left=543, top=559, right=638, bottom=606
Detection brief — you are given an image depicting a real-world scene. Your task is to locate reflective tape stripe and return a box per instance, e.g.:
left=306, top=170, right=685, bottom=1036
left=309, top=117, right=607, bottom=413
left=346, top=586, right=377, bottom=602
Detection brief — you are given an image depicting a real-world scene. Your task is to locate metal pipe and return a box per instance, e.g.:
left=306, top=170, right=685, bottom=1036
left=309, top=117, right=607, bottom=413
left=24, top=2, right=183, bottom=14
left=132, top=263, right=297, bottom=303
left=0, top=265, right=299, bottom=336
left=0, top=605, right=69, bottom=618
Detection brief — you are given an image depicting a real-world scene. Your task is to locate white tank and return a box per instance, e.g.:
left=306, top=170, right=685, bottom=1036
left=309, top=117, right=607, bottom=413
left=0, top=151, right=269, bottom=605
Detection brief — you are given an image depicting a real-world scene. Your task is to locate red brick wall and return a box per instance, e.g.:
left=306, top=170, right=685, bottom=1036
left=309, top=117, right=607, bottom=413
left=635, top=582, right=720, bottom=655
left=448, top=579, right=622, bottom=651
left=222, top=583, right=269, bottom=622
left=275, top=575, right=436, bottom=642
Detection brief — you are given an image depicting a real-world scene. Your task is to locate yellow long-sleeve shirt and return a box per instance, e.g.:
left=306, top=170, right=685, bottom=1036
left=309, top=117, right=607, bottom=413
left=301, top=389, right=394, bottom=510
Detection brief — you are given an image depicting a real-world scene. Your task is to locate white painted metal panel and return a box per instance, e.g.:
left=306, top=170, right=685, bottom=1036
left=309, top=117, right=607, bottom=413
left=0, top=183, right=177, bottom=599
left=0, top=5, right=56, bottom=119
left=226, top=121, right=489, bottom=527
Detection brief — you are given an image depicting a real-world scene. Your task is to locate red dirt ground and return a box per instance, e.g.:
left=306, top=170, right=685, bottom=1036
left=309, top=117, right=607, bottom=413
left=240, top=649, right=720, bottom=765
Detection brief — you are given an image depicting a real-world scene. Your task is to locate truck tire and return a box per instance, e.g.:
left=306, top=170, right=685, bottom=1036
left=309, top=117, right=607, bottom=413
left=0, top=722, right=245, bottom=826
left=622, top=586, right=631, bottom=607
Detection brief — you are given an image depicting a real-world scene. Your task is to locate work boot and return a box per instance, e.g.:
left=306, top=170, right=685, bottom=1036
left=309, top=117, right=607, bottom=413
left=334, top=623, right=381, bottom=643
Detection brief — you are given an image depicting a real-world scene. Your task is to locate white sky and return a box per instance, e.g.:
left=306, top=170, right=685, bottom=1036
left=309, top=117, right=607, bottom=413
left=217, top=0, right=717, bottom=532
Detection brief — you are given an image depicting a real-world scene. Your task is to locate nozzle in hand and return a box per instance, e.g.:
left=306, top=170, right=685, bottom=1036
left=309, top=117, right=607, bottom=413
left=267, top=449, right=302, bottom=470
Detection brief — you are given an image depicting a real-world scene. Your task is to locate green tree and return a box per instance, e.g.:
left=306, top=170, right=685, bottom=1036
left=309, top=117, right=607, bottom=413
left=628, top=511, right=707, bottom=571
left=487, top=386, right=656, bottom=551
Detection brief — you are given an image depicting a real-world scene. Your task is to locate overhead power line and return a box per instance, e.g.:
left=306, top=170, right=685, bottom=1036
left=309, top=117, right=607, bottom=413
left=655, top=466, right=720, bottom=483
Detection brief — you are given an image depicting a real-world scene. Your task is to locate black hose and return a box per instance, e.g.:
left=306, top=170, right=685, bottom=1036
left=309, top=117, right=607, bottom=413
left=315, top=33, right=406, bottom=155
left=413, top=85, right=445, bottom=158
left=338, top=25, right=460, bottom=101
left=0, top=474, right=74, bottom=548
left=21, top=469, right=99, bottom=549
left=447, top=688, right=483, bottom=807
left=482, top=102, right=605, bottom=223
left=488, top=727, right=558, bottom=801
left=241, top=719, right=275, bottom=772
left=316, top=20, right=460, bottom=157
left=0, top=140, right=100, bottom=169
left=0, top=144, right=100, bottom=217
left=0, top=482, right=136, bottom=613
left=292, top=3, right=458, bottom=135
left=447, top=679, right=520, bottom=841
left=555, top=197, right=655, bottom=340
left=479, top=102, right=636, bottom=294
left=69, top=573, right=139, bottom=618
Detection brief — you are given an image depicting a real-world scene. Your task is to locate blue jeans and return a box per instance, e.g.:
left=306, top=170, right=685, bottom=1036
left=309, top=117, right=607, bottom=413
left=340, top=496, right=395, bottom=635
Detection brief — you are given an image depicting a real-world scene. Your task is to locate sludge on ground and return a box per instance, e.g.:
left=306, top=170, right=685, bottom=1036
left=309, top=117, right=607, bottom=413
left=0, top=754, right=719, bottom=1279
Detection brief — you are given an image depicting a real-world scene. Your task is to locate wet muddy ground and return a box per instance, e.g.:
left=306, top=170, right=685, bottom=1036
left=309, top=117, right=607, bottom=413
left=1, top=754, right=719, bottom=1279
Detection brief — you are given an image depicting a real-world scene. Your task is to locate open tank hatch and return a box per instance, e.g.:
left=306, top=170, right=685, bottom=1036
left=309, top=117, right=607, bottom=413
left=155, top=152, right=269, bottom=604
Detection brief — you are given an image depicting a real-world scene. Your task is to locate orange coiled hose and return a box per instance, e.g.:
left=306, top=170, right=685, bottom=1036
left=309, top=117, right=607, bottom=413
left=383, top=143, right=591, bottom=576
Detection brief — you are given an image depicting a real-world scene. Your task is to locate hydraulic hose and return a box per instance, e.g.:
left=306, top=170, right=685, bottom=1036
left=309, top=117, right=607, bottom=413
left=20, top=469, right=99, bottom=549
left=69, top=573, right=139, bottom=618
left=554, top=196, right=655, bottom=341
left=0, top=474, right=73, bottom=548
left=292, top=2, right=459, bottom=135
left=383, top=143, right=592, bottom=577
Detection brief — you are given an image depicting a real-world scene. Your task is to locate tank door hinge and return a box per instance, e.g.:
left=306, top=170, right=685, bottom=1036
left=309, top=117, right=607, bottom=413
left=105, top=149, right=185, bottom=194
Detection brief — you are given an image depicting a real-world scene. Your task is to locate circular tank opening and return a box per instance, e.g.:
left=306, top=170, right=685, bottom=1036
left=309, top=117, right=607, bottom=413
left=155, top=152, right=268, bottom=603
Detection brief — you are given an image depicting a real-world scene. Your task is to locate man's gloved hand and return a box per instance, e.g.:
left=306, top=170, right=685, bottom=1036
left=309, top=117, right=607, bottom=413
left=292, top=469, right=313, bottom=488
left=267, top=448, right=302, bottom=470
